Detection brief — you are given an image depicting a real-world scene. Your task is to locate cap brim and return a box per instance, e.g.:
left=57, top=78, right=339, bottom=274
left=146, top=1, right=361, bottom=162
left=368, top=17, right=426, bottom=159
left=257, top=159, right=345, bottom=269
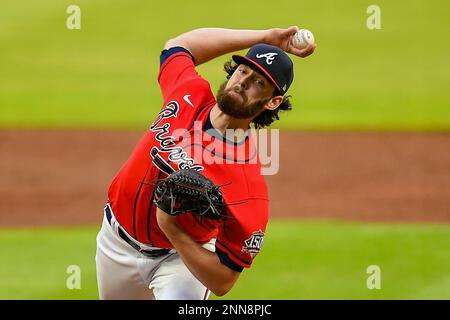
left=232, top=55, right=282, bottom=94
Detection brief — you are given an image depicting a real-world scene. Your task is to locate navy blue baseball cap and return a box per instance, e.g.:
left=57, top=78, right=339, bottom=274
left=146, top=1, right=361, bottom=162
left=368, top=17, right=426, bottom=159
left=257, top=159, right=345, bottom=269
left=232, top=44, right=294, bottom=96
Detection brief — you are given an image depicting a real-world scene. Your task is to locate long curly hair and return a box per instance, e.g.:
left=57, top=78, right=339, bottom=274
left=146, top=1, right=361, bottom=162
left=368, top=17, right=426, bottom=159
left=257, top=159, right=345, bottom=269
left=223, top=59, right=293, bottom=129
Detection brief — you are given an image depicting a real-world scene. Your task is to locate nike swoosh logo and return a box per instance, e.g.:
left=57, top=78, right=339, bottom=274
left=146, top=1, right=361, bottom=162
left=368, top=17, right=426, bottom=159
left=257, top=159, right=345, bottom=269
left=183, top=94, right=194, bottom=107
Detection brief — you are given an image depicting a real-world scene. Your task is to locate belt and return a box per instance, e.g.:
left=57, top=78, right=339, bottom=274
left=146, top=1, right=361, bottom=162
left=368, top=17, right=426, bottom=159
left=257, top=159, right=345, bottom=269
left=105, top=205, right=172, bottom=258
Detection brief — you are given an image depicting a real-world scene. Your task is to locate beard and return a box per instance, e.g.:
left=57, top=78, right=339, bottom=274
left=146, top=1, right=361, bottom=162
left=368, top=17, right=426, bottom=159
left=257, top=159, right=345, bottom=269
left=215, top=81, right=269, bottom=119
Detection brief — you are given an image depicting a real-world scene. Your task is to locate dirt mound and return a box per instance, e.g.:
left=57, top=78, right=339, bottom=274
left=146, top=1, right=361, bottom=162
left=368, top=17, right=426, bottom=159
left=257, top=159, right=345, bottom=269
left=0, top=129, right=449, bottom=226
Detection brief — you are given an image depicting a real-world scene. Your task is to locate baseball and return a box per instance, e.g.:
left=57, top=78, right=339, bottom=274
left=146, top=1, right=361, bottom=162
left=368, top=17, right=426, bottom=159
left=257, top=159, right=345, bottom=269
left=292, top=29, right=315, bottom=49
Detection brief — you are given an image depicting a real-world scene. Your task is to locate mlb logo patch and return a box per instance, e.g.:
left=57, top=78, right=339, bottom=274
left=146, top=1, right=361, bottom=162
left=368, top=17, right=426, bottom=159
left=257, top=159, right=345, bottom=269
left=242, top=230, right=265, bottom=258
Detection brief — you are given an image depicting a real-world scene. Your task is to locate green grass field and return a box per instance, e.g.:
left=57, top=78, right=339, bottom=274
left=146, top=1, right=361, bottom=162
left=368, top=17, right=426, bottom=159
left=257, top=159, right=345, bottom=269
left=1, top=0, right=449, bottom=130
left=1, top=220, right=449, bottom=300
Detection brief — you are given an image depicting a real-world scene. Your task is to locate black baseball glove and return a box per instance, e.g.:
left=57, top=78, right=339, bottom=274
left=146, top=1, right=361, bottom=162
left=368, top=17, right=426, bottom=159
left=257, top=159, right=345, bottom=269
left=153, top=169, right=225, bottom=220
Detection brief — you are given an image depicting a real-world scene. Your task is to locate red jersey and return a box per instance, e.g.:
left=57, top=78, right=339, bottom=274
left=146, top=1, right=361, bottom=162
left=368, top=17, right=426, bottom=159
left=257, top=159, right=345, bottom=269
left=107, top=47, right=269, bottom=270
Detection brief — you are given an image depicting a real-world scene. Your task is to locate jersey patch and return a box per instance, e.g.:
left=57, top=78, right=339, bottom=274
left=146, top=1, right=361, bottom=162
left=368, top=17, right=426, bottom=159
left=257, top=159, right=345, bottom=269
left=242, top=230, right=265, bottom=258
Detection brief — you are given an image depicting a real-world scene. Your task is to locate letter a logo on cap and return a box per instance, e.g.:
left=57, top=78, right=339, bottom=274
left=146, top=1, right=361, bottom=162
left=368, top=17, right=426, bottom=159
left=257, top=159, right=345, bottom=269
left=232, top=43, right=294, bottom=95
left=256, top=52, right=278, bottom=65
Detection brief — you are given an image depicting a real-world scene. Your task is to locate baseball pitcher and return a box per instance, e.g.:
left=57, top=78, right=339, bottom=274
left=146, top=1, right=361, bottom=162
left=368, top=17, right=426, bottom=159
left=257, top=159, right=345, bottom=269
left=95, top=27, right=316, bottom=299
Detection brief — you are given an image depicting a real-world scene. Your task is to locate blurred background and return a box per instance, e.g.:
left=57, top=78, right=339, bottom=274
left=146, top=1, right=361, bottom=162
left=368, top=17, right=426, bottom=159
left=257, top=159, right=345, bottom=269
left=0, top=0, right=449, bottom=299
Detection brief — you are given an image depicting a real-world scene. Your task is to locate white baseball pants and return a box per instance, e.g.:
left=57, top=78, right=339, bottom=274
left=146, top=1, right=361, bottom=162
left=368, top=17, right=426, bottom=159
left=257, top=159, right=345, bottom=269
left=95, top=212, right=213, bottom=300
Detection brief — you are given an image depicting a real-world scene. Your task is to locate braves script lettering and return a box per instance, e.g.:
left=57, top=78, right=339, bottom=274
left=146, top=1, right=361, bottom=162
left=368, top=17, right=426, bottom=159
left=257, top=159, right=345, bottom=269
left=150, top=101, right=203, bottom=171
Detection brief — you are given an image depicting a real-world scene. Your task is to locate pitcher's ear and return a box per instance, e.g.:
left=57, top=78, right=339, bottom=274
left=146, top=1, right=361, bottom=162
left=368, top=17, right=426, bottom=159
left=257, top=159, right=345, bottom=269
left=265, top=96, right=283, bottom=111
